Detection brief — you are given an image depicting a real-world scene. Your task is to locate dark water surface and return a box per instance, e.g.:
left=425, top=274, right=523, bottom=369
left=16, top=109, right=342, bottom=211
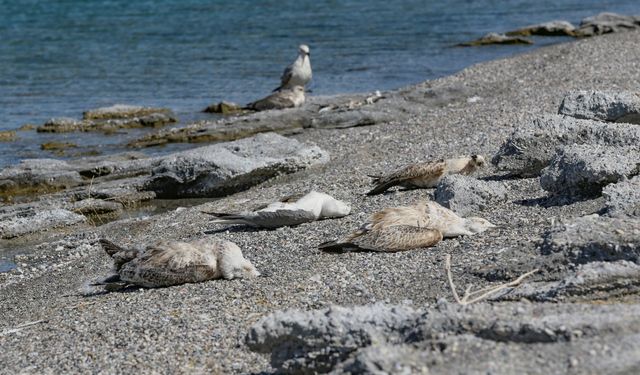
left=0, top=0, right=638, bottom=167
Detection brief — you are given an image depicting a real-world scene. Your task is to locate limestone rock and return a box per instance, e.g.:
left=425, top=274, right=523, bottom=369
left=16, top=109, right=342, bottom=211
left=434, top=175, right=508, bottom=216
left=575, top=12, right=640, bottom=37
left=458, top=32, right=533, bottom=46
left=506, top=20, right=576, bottom=37
left=0, top=159, right=84, bottom=198
left=82, top=104, right=173, bottom=120
left=0, top=206, right=86, bottom=239
left=247, top=301, right=640, bottom=374
left=0, top=130, right=16, bottom=141
left=492, top=114, right=640, bottom=176
left=144, top=132, right=329, bottom=198
left=493, top=261, right=640, bottom=301
left=602, top=175, right=640, bottom=217
left=68, top=198, right=124, bottom=216
left=541, top=214, right=640, bottom=264
left=539, top=144, right=640, bottom=196
left=37, top=106, right=177, bottom=133
left=558, top=90, right=640, bottom=123
left=203, top=101, right=244, bottom=115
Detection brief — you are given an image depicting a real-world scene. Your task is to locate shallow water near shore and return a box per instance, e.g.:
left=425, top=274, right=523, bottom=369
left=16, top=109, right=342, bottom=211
left=1, top=0, right=639, bottom=167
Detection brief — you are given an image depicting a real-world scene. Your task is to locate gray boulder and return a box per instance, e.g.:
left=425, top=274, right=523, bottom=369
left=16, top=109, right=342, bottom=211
left=506, top=20, right=576, bottom=36
left=434, top=175, right=508, bottom=216
left=247, top=301, right=640, bottom=374
left=575, top=12, right=640, bottom=37
left=558, top=90, right=640, bottom=123
left=539, top=144, right=640, bottom=196
left=541, top=214, right=640, bottom=264
left=144, top=132, right=329, bottom=198
left=492, top=114, right=640, bottom=176
left=602, top=175, right=640, bottom=217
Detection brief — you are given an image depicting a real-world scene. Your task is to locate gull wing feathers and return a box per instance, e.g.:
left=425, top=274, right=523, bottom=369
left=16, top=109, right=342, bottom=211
left=208, top=209, right=317, bottom=228
left=367, top=161, right=446, bottom=195
left=118, top=241, right=217, bottom=288
left=319, top=225, right=442, bottom=252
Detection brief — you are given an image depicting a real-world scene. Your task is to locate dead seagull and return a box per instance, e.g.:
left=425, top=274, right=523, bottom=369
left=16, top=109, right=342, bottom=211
left=95, top=237, right=259, bottom=289
left=206, top=191, right=351, bottom=229
left=366, top=155, right=486, bottom=195
left=319, top=200, right=495, bottom=252
left=273, top=44, right=312, bottom=92
left=245, top=86, right=305, bottom=111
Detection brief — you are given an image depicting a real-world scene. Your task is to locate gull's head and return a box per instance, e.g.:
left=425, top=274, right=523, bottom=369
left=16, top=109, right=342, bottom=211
left=298, top=44, right=310, bottom=56
left=470, top=154, right=486, bottom=169
left=320, top=197, right=351, bottom=218
left=215, top=242, right=261, bottom=279
left=464, top=217, right=496, bottom=234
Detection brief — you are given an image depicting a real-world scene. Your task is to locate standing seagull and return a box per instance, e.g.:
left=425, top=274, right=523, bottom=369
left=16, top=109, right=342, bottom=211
left=319, top=200, right=495, bottom=252
left=274, top=44, right=312, bottom=92
left=367, top=155, right=486, bottom=195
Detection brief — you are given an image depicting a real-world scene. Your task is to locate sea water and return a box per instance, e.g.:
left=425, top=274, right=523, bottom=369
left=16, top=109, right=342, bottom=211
left=0, top=0, right=639, bottom=167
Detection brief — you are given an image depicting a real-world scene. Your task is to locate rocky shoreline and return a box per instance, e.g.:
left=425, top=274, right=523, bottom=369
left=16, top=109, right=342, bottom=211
left=1, top=30, right=640, bottom=374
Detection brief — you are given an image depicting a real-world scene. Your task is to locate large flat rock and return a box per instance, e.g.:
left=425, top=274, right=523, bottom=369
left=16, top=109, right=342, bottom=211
left=144, top=132, right=329, bottom=198
left=0, top=205, right=86, bottom=239
left=558, top=90, right=640, bottom=123
left=493, top=260, right=640, bottom=302
left=539, top=144, right=640, bottom=196
left=247, top=302, right=640, bottom=374
left=492, top=114, right=640, bottom=176
left=541, top=214, right=640, bottom=264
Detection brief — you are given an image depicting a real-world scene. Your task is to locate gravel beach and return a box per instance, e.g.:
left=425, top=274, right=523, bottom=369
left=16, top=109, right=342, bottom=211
left=2, top=30, right=640, bottom=374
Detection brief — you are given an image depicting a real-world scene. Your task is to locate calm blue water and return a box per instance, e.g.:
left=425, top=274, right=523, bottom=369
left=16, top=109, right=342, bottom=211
left=0, top=0, right=639, bottom=167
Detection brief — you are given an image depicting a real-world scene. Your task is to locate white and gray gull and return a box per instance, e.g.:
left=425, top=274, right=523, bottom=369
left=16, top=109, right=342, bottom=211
left=273, top=44, right=312, bottom=92
left=207, top=191, right=350, bottom=229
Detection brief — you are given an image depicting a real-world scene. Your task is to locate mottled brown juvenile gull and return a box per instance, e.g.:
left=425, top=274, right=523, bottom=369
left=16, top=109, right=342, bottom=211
left=207, top=191, right=350, bottom=229
left=245, top=86, right=305, bottom=111
left=319, top=200, right=495, bottom=252
left=367, top=155, right=486, bottom=195
left=95, top=237, right=259, bottom=289
left=273, top=44, right=312, bottom=92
